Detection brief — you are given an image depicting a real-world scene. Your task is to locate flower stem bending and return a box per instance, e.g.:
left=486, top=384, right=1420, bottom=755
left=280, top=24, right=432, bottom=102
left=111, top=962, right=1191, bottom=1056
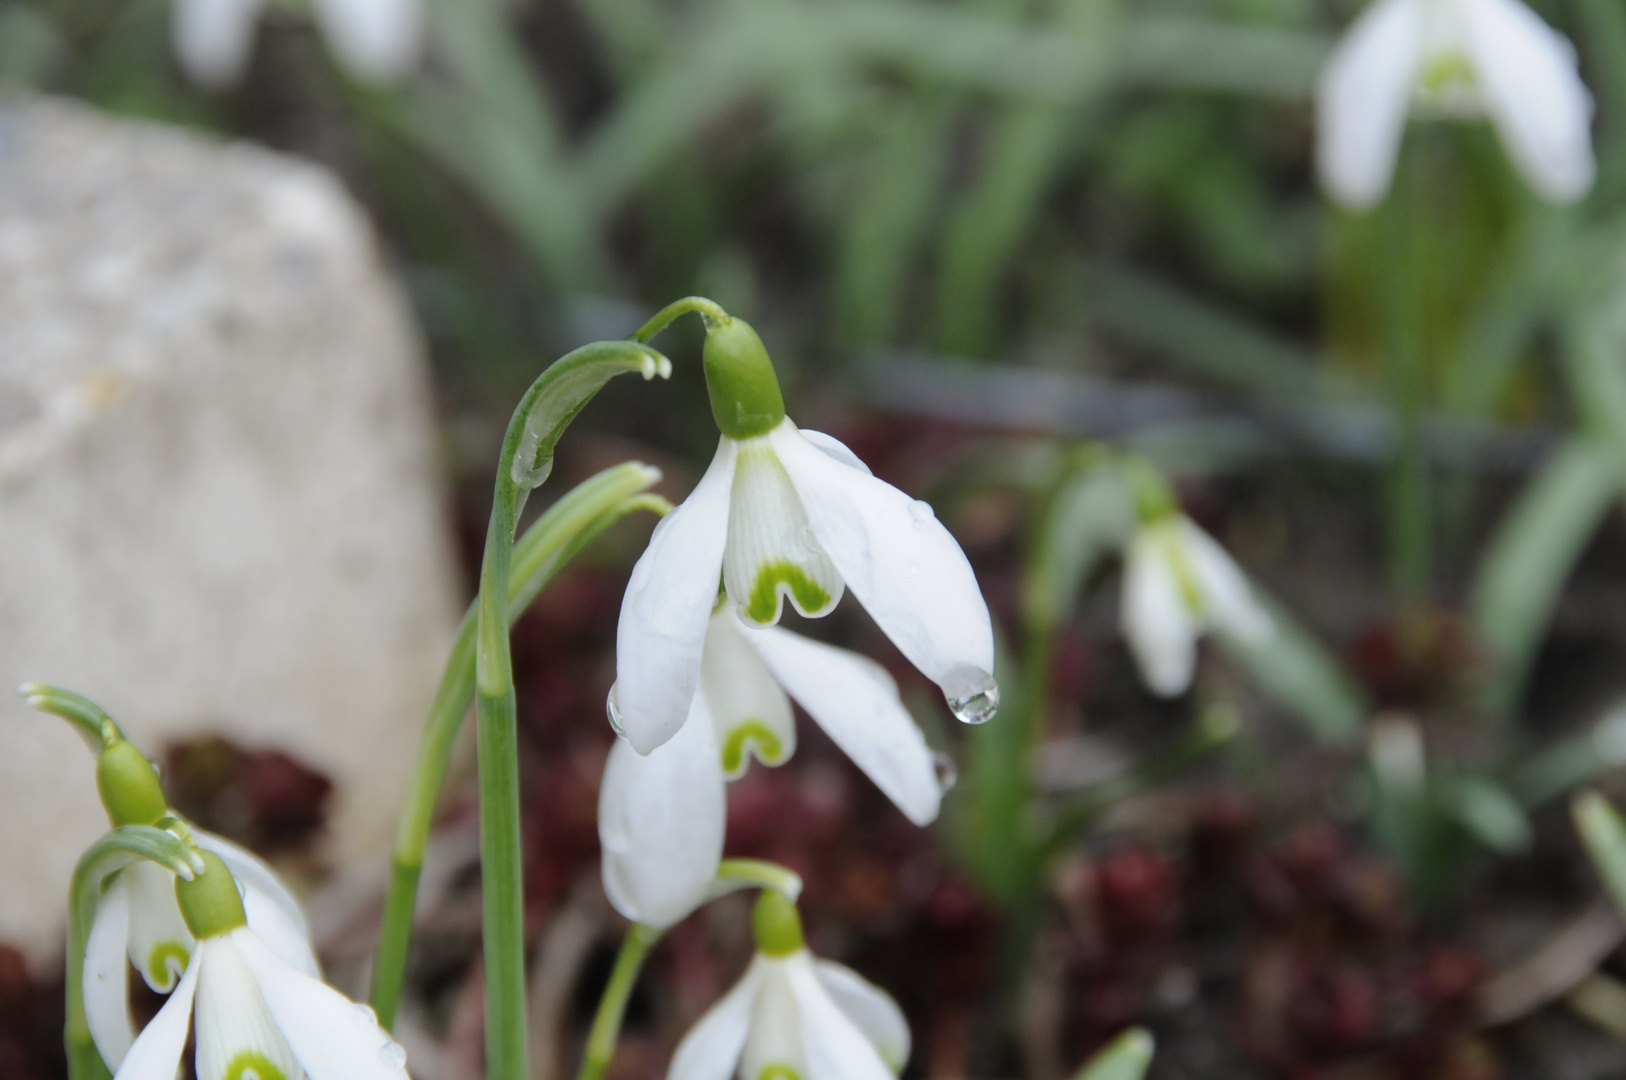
left=576, top=923, right=662, bottom=1080
left=470, top=340, right=670, bottom=1080
left=370, top=462, right=669, bottom=1030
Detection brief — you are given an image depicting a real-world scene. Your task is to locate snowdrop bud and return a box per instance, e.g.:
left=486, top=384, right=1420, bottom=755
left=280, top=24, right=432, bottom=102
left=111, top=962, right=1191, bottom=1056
left=97, top=740, right=169, bottom=827
left=176, top=852, right=248, bottom=939
left=704, top=317, right=785, bottom=439
left=752, top=891, right=805, bottom=957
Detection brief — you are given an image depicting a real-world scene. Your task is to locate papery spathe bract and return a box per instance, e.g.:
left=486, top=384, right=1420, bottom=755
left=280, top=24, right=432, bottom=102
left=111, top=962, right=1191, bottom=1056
left=83, top=830, right=320, bottom=1071
left=614, top=317, right=995, bottom=756
left=601, top=606, right=947, bottom=929
left=1316, top=0, right=1594, bottom=208
left=172, top=0, right=422, bottom=88
left=1121, top=516, right=1270, bottom=698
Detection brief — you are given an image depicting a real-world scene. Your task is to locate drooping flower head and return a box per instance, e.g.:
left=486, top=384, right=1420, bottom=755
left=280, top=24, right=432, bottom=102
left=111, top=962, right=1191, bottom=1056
left=173, top=0, right=423, bottom=88
left=613, top=315, right=997, bottom=756
left=600, top=605, right=950, bottom=928
left=1317, top=0, right=1594, bottom=208
left=110, top=852, right=408, bottom=1080
left=1118, top=465, right=1269, bottom=698
left=667, top=892, right=909, bottom=1080
left=83, top=736, right=320, bottom=1071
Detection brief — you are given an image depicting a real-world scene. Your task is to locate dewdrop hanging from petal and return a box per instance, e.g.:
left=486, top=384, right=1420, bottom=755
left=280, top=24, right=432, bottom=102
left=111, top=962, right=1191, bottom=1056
left=611, top=313, right=998, bottom=756
left=110, top=852, right=408, bottom=1080
left=1316, top=0, right=1594, bottom=208
left=665, top=892, right=910, bottom=1080
left=599, top=605, right=953, bottom=929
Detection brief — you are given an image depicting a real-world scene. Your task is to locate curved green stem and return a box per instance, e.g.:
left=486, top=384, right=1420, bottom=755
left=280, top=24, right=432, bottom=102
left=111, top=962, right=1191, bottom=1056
left=19, top=684, right=119, bottom=751
left=629, top=296, right=730, bottom=344
left=576, top=924, right=662, bottom=1080
left=66, top=827, right=203, bottom=1080
left=370, top=463, right=669, bottom=1029
left=472, top=340, right=669, bottom=1080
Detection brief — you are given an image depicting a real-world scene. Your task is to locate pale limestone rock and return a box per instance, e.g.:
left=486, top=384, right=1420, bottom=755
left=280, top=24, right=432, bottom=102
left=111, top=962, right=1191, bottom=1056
left=0, top=96, right=462, bottom=958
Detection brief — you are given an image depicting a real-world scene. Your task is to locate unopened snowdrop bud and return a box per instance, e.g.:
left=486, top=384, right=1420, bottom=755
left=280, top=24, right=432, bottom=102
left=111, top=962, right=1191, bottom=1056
left=704, top=317, right=786, bottom=440
left=97, top=740, right=168, bottom=828
left=667, top=893, right=909, bottom=1080
left=616, top=305, right=996, bottom=756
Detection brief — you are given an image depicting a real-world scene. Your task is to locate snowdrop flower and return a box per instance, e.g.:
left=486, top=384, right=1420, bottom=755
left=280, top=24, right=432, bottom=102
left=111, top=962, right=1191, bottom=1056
left=1317, top=0, right=1594, bottom=208
left=600, top=605, right=948, bottom=929
left=112, top=851, right=409, bottom=1080
left=1121, top=515, right=1270, bottom=698
left=614, top=315, right=996, bottom=756
left=173, top=0, right=422, bottom=89
left=668, top=892, right=909, bottom=1080
left=83, top=738, right=321, bottom=1071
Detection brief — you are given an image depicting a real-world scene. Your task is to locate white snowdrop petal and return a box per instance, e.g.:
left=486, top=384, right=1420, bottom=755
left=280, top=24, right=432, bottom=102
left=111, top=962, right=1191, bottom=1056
left=193, top=938, right=302, bottom=1080
left=742, top=962, right=807, bottom=1080
left=244, top=884, right=321, bottom=980
left=1121, top=528, right=1199, bottom=698
left=1178, top=519, right=1271, bottom=644
left=668, top=957, right=769, bottom=1080
left=196, top=831, right=313, bottom=941
left=616, top=438, right=738, bottom=754
left=84, top=875, right=136, bottom=1071
left=812, top=961, right=910, bottom=1073
left=123, top=860, right=194, bottom=994
left=702, top=608, right=796, bottom=779
left=783, top=953, right=894, bottom=1080
left=232, top=928, right=409, bottom=1080
left=312, top=0, right=423, bottom=81
left=1461, top=0, right=1595, bottom=202
left=795, top=430, right=873, bottom=476
left=172, top=0, right=264, bottom=89
left=770, top=423, right=995, bottom=712
left=599, top=694, right=726, bottom=930
left=111, top=956, right=198, bottom=1080
left=1316, top=0, right=1426, bottom=208
left=744, top=626, right=940, bottom=826
left=724, top=425, right=845, bottom=627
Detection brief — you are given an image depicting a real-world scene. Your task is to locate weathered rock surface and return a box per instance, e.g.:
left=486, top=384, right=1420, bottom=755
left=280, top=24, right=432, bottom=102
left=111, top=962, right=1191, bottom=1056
left=0, top=95, right=462, bottom=958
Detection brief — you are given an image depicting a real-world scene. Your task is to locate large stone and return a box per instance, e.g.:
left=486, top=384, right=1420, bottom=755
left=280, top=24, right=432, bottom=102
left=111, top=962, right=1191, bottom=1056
left=0, top=95, right=462, bottom=959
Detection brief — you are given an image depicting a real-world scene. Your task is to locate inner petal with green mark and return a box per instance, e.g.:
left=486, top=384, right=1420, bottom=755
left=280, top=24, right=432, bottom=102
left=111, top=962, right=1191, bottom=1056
left=701, top=606, right=796, bottom=778
left=222, top=1050, right=290, bottom=1080
left=147, top=942, right=191, bottom=992
left=724, top=435, right=843, bottom=625
left=757, top=1066, right=802, bottom=1080
left=721, top=721, right=788, bottom=775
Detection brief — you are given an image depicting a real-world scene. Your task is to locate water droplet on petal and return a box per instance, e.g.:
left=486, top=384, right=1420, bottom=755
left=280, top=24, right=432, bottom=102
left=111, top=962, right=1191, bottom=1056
left=380, top=1040, right=408, bottom=1069
left=945, top=673, right=999, bottom=725
left=605, top=683, right=625, bottom=736
left=909, top=499, right=936, bottom=525
left=932, top=751, right=958, bottom=793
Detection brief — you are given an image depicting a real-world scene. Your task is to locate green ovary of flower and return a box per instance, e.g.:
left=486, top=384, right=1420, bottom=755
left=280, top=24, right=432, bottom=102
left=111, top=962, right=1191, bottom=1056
left=722, top=722, right=785, bottom=775
left=148, top=942, right=190, bottom=990
left=746, top=562, right=831, bottom=624
left=223, top=1050, right=290, bottom=1080
left=758, top=1066, right=801, bottom=1080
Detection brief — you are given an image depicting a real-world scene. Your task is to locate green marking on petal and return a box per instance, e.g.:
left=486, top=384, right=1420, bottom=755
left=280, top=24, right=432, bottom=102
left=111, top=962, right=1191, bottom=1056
left=147, top=942, right=190, bottom=991
left=721, top=721, right=785, bottom=775
left=223, top=1050, right=290, bottom=1080
left=746, top=562, right=831, bottom=624
left=1421, top=53, right=1474, bottom=94
left=758, top=1066, right=801, bottom=1080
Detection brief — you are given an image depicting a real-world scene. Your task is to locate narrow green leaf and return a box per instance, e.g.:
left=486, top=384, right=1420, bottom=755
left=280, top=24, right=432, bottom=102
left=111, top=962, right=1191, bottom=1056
left=1217, top=592, right=1365, bottom=742
left=1472, top=437, right=1618, bottom=721
left=1448, top=775, right=1533, bottom=855
left=1574, top=791, right=1626, bottom=921
left=1072, top=1028, right=1154, bottom=1080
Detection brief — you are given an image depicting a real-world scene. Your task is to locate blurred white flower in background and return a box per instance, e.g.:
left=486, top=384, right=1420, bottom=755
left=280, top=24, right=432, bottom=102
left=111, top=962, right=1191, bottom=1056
left=1121, top=516, right=1271, bottom=698
left=1316, top=0, right=1594, bottom=208
left=173, top=0, right=422, bottom=89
